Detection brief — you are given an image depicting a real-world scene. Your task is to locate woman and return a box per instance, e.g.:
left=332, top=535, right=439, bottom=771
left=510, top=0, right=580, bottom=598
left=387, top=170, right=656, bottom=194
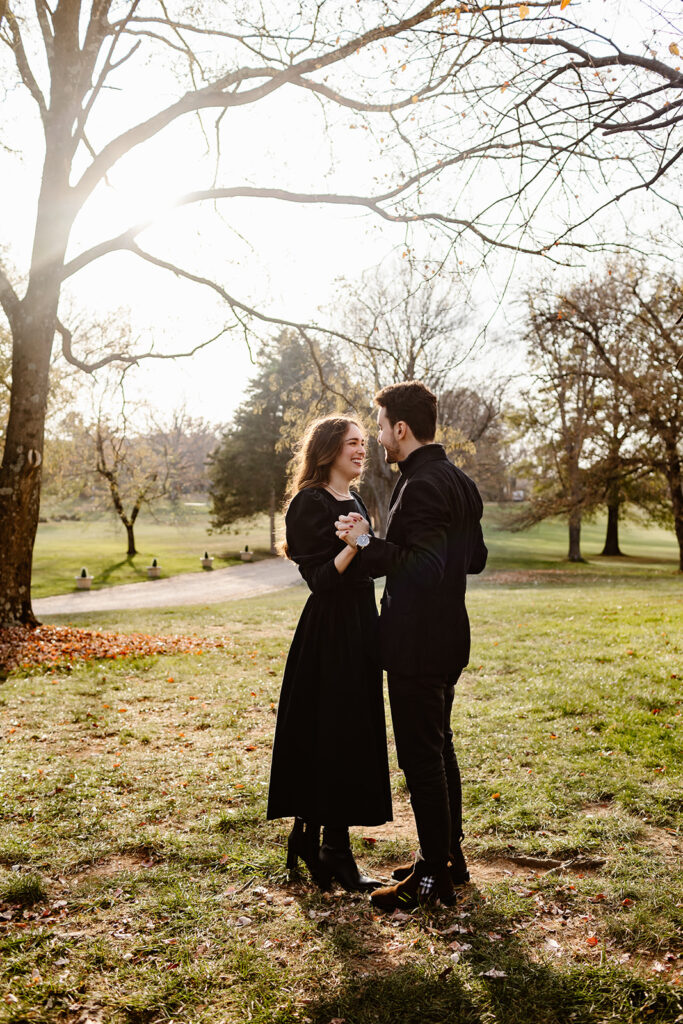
left=267, top=416, right=392, bottom=892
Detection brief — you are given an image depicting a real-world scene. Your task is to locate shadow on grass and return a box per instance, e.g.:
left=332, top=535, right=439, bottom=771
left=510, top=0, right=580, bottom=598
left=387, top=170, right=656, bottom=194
left=97, top=556, right=148, bottom=586
left=296, top=890, right=682, bottom=1024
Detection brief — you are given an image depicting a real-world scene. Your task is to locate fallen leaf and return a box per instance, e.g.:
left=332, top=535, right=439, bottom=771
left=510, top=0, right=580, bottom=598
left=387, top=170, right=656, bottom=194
left=481, top=968, right=507, bottom=978
left=586, top=936, right=599, bottom=946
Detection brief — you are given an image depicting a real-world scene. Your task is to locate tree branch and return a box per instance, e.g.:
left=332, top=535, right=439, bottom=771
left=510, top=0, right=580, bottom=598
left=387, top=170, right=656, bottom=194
left=56, top=318, right=233, bottom=373
left=4, top=4, right=48, bottom=118
left=71, top=1, right=447, bottom=205
left=0, top=263, right=20, bottom=328
left=33, top=0, right=54, bottom=62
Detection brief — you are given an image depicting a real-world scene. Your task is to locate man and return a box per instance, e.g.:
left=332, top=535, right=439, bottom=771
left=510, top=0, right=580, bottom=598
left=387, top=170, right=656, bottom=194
left=336, top=381, right=487, bottom=911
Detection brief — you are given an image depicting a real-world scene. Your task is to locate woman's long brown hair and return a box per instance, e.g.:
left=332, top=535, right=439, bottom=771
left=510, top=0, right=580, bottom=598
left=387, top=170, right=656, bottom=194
left=281, top=415, right=363, bottom=558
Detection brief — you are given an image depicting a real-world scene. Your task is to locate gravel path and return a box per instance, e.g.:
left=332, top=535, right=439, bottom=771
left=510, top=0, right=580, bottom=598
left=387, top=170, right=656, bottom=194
left=33, top=558, right=302, bottom=616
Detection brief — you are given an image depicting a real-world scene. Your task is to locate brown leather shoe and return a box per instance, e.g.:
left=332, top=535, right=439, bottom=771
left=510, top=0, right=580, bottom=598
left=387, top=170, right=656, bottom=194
left=371, top=861, right=457, bottom=912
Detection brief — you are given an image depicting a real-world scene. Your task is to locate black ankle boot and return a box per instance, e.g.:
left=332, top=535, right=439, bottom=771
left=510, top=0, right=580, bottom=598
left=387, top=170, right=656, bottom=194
left=319, top=843, right=384, bottom=893
left=285, top=818, right=331, bottom=890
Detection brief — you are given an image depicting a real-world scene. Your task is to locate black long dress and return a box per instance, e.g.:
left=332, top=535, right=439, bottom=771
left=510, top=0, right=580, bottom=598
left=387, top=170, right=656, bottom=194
left=266, top=486, right=393, bottom=827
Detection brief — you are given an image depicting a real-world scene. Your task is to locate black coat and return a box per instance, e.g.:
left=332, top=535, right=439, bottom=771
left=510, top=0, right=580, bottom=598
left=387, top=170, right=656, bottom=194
left=266, top=487, right=392, bottom=826
left=359, top=444, right=487, bottom=678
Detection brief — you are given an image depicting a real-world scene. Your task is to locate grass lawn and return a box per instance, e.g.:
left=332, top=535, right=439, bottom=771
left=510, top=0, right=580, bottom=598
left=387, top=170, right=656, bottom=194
left=31, top=510, right=275, bottom=599
left=31, top=506, right=680, bottom=599
left=1, top=569, right=681, bottom=1022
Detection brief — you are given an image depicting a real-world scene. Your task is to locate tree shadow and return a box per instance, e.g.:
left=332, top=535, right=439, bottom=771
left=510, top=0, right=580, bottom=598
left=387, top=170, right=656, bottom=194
left=97, top=556, right=147, bottom=585
left=290, top=884, right=681, bottom=1024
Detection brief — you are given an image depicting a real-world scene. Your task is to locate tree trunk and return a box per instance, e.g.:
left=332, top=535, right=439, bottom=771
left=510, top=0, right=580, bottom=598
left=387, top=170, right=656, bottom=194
left=0, top=313, right=55, bottom=625
left=0, top=61, right=80, bottom=624
left=567, top=509, right=584, bottom=562
left=663, top=438, right=683, bottom=572
left=126, top=524, right=137, bottom=557
left=601, top=498, right=623, bottom=556
left=269, top=488, right=277, bottom=555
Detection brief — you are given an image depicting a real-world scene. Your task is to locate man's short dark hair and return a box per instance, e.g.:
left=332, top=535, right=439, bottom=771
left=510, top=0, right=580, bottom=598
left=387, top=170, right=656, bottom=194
left=374, top=381, right=438, bottom=443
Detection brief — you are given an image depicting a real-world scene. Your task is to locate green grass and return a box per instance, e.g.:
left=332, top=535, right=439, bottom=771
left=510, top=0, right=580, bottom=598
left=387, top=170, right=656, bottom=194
left=31, top=504, right=680, bottom=599
left=484, top=507, right=679, bottom=571
left=31, top=506, right=276, bottom=598
left=1, top=569, right=681, bottom=1022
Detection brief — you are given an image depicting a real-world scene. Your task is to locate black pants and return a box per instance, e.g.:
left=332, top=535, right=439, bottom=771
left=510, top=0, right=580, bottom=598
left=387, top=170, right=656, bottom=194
left=387, top=671, right=463, bottom=870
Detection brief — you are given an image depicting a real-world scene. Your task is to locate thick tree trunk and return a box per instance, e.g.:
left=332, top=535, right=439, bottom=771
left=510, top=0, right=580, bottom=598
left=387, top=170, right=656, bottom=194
left=567, top=509, right=584, bottom=562
left=601, top=499, right=623, bottom=556
left=0, top=41, right=81, bottom=623
left=0, top=314, right=54, bottom=625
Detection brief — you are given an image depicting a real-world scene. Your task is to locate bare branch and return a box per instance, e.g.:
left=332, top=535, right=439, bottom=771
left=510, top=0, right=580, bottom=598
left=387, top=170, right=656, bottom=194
left=56, top=317, right=233, bottom=373
left=0, top=263, right=20, bottom=328
left=33, top=0, right=54, bottom=62
left=71, top=1, right=447, bottom=204
left=3, top=4, right=47, bottom=118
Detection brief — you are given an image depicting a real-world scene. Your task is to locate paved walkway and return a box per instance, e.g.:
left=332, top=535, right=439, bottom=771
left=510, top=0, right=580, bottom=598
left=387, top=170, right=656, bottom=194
left=33, top=558, right=302, bottom=616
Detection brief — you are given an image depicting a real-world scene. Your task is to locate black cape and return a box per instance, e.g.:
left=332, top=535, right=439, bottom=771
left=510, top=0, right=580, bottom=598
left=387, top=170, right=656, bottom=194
left=266, top=487, right=392, bottom=826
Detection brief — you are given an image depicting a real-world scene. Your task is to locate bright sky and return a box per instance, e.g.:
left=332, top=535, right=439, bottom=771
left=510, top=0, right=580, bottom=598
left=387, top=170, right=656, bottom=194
left=1, top=0, right=679, bottom=428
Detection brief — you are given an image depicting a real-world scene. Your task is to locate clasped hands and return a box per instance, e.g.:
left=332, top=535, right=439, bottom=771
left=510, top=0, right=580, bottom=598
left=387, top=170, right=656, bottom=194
left=335, top=512, right=370, bottom=549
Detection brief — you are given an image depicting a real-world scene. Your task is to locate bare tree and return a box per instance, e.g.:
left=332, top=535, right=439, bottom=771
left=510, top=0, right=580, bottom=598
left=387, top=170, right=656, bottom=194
left=92, top=411, right=172, bottom=556
left=439, top=384, right=511, bottom=501
left=333, top=264, right=475, bottom=532
left=555, top=265, right=683, bottom=569
left=1, top=1, right=681, bottom=623
left=514, top=298, right=601, bottom=561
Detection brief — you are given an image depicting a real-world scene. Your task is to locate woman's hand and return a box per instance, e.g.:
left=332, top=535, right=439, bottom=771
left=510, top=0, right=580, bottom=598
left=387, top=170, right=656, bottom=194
left=335, top=513, right=369, bottom=548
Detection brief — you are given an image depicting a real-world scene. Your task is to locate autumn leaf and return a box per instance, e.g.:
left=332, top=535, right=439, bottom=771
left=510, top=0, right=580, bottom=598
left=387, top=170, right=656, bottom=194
left=586, top=936, right=599, bottom=946
left=560, top=0, right=571, bottom=8
left=0, top=623, right=228, bottom=673
left=519, top=4, right=530, bottom=17
left=669, top=42, right=680, bottom=56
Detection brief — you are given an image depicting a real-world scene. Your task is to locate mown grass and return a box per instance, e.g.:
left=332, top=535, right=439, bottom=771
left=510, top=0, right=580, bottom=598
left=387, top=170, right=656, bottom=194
left=32, top=503, right=680, bottom=599
left=1, top=571, right=681, bottom=1022
left=31, top=508, right=276, bottom=598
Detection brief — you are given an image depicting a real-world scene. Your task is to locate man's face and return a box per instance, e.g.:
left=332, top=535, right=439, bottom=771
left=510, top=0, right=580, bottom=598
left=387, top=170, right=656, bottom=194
left=377, top=406, right=401, bottom=464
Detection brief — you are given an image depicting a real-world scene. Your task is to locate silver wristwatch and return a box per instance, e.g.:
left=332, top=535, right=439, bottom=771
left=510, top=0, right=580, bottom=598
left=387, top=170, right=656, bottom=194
left=355, top=533, right=371, bottom=549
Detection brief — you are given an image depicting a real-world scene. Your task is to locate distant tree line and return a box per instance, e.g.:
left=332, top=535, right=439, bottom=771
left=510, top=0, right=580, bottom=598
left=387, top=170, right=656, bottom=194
left=512, top=264, right=682, bottom=568
left=210, top=263, right=682, bottom=569
left=208, top=268, right=511, bottom=548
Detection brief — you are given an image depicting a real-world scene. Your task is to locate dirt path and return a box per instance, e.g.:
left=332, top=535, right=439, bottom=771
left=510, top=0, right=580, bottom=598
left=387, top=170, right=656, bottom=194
left=33, top=558, right=302, bottom=616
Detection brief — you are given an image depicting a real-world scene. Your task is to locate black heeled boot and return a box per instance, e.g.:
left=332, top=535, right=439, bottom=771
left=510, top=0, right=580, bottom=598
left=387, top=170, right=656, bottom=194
left=286, top=818, right=331, bottom=890
left=319, top=826, right=384, bottom=893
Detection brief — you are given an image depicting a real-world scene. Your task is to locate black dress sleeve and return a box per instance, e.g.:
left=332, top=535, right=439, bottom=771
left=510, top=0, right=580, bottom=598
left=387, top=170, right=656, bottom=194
left=286, top=489, right=357, bottom=594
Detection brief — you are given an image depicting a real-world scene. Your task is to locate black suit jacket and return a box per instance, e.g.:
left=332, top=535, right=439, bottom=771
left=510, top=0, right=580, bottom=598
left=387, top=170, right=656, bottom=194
left=360, top=444, right=487, bottom=677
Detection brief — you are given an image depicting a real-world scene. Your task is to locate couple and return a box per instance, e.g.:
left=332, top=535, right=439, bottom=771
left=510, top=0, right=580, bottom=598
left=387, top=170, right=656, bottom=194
left=267, top=381, right=487, bottom=911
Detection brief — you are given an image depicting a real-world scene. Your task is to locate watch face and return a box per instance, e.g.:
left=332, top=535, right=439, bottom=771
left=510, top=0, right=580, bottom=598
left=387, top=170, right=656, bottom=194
left=357, top=533, right=370, bottom=548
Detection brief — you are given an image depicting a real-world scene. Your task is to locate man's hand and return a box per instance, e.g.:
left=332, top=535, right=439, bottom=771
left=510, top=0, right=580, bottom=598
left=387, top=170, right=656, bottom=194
left=335, top=512, right=369, bottom=548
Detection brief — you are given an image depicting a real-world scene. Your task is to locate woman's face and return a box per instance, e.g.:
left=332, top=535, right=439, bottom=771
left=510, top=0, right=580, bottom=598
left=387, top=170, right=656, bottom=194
left=331, top=423, right=366, bottom=481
